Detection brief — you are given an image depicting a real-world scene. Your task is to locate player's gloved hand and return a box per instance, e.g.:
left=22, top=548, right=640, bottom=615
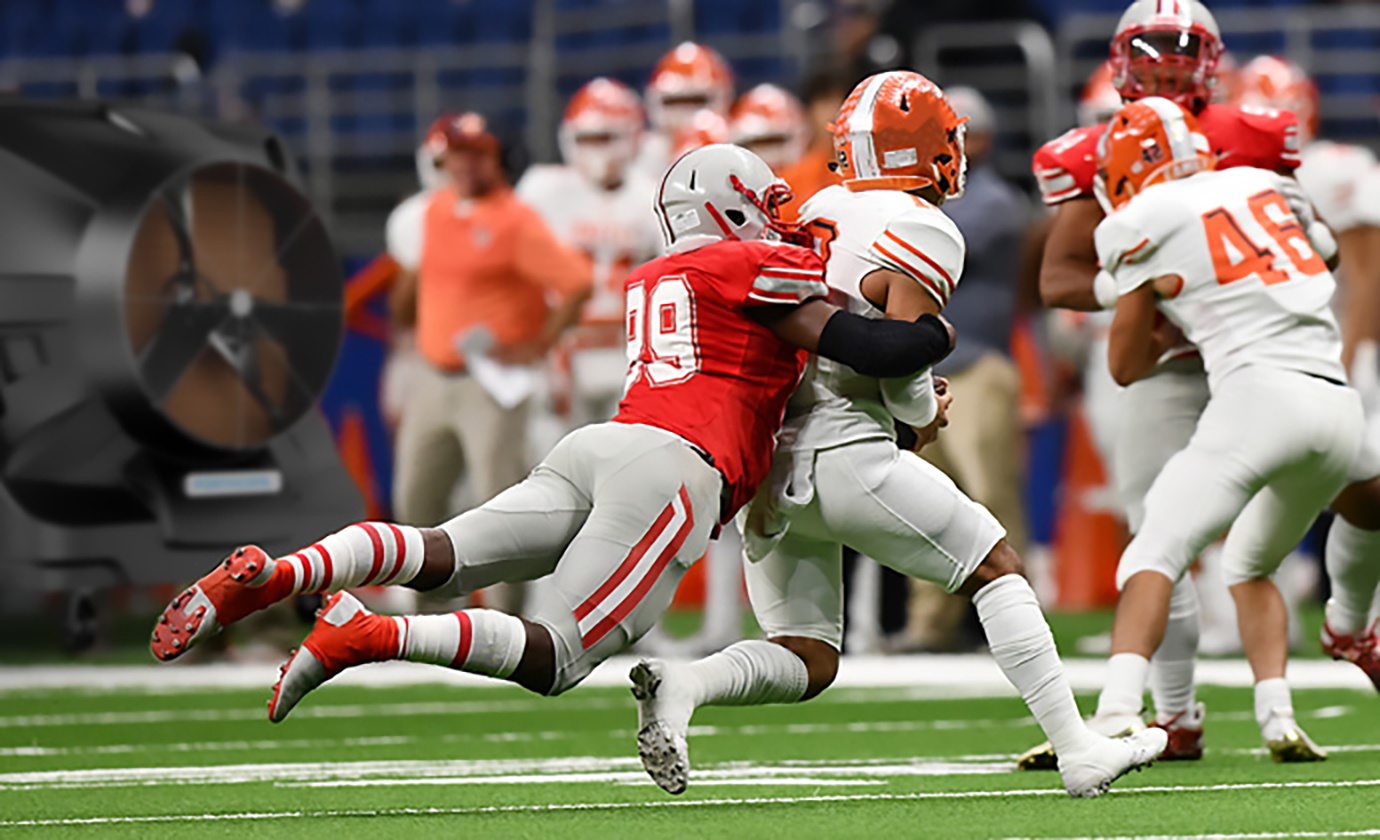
left=909, top=376, right=952, bottom=451
left=1276, top=177, right=1316, bottom=227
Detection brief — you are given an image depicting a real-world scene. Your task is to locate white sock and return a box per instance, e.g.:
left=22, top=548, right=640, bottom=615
left=973, top=575, right=1094, bottom=756
left=685, top=640, right=809, bottom=707
left=272, top=523, right=426, bottom=595
left=1150, top=577, right=1199, bottom=723
left=1325, top=519, right=1380, bottom=635
left=394, top=609, right=526, bottom=678
left=1254, top=676, right=1294, bottom=728
left=1096, top=653, right=1150, bottom=718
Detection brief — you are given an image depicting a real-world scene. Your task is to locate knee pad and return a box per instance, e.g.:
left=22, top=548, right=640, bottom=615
left=1115, top=534, right=1190, bottom=590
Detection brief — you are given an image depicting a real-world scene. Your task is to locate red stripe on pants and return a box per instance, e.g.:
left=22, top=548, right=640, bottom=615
left=573, top=495, right=679, bottom=622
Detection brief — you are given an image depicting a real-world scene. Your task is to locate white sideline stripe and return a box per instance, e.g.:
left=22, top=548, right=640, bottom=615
left=2, top=655, right=1373, bottom=695
left=0, top=756, right=1010, bottom=791
left=5, top=780, right=1380, bottom=827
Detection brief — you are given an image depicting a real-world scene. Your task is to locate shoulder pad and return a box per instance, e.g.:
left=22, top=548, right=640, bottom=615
left=1033, top=125, right=1103, bottom=206
left=869, top=208, right=965, bottom=307
left=1200, top=104, right=1301, bottom=172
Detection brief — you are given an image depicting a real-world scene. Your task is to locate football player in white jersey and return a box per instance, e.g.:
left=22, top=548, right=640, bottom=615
left=636, top=42, right=734, bottom=180
left=1237, top=56, right=1380, bottom=685
left=1090, top=97, right=1367, bottom=760
left=629, top=71, right=1167, bottom=800
left=516, top=78, right=662, bottom=425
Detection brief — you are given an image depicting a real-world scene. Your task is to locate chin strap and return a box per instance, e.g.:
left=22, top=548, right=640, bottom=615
left=729, top=174, right=813, bottom=248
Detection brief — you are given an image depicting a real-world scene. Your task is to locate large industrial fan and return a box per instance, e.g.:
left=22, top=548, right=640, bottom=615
left=0, top=96, right=363, bottom=638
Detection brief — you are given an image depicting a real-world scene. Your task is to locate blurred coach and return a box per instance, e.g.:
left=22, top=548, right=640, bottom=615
left=391, top=112, right=593, bottom=527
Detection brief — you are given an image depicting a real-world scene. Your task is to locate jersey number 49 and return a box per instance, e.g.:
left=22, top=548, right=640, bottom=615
left=626, top=275, right=700, bottom=387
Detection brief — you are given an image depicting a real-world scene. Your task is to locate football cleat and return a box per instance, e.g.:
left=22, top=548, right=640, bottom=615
left=1320, top=620, right=1380, bottom=693
left=1260, top=708, right=1327, bottom=763
left=268, top=592, right=395, bottom=723
left=150, top=546, right=284, bottom=662
left=630, top=659, right=696, bottom=795
left=1059, top=728, right=1167, bottom=798
left=1149, top=702, right=1206, bottom=761
left=1016, top=710, right=1145, bottom=771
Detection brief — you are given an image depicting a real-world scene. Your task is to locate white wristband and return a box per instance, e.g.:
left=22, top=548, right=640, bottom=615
left=1093, top=269, right=1119, bottom=310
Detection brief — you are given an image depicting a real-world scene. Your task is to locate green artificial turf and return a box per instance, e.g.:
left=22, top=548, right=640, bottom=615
left=1, top=674, right=1377, bottom=839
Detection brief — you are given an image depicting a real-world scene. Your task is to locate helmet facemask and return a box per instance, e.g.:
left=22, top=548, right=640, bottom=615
left=1113, top=26, right=1221, bottom=108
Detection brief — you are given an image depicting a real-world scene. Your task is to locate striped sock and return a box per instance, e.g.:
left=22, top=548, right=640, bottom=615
left=253, top=523, right=427, bottom=596
left=394, top=610, right=527, bottom=679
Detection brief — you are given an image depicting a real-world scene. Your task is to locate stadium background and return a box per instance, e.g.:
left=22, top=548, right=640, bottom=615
left=2, top=0, right=1379, bottom=627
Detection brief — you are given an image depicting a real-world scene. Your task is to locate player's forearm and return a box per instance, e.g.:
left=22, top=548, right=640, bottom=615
left=390, top=269, right=419, bottom=329
left=1039, top=253, right=1102, bottom=311
left=1107, top=287, right=1161, bottom=386
left=1337, top=226, right=1380, bottom=371
left=816, top=310, right=955, bottom=378
left=540, top=286, right=593, bottom=347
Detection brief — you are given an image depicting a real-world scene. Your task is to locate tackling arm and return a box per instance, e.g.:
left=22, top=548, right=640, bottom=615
left=1038, top=197, right=1107, bottom=312
left=753, top=298, right=955, bottom=378
left=1107, top=279, right=1180, bottom=386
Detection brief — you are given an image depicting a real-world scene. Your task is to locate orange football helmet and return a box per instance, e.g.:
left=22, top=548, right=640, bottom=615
left=1095, top=97, right=1216, bottom=212
left=832, top=71, right=967, bottom=198
left=670, top=109, right=730, bottom=161
left=416, top=112, right=456, bottom=190
left=1110, top=0, right=1223, bottom=109
left=1080, top=61, right=1123, bottom=127
left=1238, top=55, right=1319, bottom=143
left=728, top=83, right=806, bottom=172
left=559, top=77, right=645, bottom=185
left=646, top=41, right=734, bottom=135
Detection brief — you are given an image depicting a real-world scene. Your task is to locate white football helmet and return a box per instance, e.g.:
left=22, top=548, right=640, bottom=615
left=655, top=143, right=799, bottom=250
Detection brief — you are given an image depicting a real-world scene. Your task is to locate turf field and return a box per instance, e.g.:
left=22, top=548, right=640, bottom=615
left=1, top=658, right=1378, bottom=839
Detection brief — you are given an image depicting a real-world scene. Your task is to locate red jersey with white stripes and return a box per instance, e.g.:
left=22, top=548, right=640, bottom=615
left=614, top=238, right=828, bottom=520
left=1033, top=103, right=1301, bottom=206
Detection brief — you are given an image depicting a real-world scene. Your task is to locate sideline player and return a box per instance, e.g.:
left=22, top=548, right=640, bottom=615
left=636, top=42, right=734, bottom=179
left=728, top=83, right=807, bottom=175
left=149, top=145, right=958, bottom=714
left=517, top=78, right=661, bottom=425
left=1236, top=56, right=1380, bottom=684
left=1091, top=97, right=1362, bottom=759
left=1026, top=0, right=1303, bottom=765
left=630, top=71, right=1167, bottom=800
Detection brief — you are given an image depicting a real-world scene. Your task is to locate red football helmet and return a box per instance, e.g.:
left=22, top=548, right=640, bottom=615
left=646, top=41, right=734, bottom=135
left=416, top=112, right=455, bottom=190
left=1095, top=97, right=1216, bottom=212
left=559, top=77, right=645, bottom=186
left=1238, top=55, right=1320, bottom=143
left=1080, top=61, right=1124, bottom=127
left=728, top=84, right=806, bottom=173
left=832, top=71, right=967, bottom=198
left=1110, top=0, right=1223, bottom=109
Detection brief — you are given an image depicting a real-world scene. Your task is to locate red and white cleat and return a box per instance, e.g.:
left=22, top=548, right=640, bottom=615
left=150, top=546, right=285, bottom=662
left=268, top=592, right=396, bottom=723
left=1149, top=702, right=1205, bottom=761
left=1320, top=621, right=1380, bottom=693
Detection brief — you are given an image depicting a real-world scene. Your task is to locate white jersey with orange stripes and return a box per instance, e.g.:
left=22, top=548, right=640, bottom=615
left=1096, top=166, right=1345, bottom=391
left=782, top=184, right=964, bottom=453
left=516, top=164, right=662, bottom=328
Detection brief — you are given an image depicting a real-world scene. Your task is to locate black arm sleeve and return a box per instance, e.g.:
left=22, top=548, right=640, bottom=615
left=815, top=311, right=953, bottom=378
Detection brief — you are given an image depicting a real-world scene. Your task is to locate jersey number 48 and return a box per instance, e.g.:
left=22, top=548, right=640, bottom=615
left=1202, top=189, right=1328, bottom=287
left=626, top=275, right=700, bottom=387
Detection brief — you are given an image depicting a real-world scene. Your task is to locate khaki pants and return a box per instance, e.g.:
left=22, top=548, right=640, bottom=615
left=908, top=352, right=1030, bottom=648
left=393, top=363, right=531, bottom=527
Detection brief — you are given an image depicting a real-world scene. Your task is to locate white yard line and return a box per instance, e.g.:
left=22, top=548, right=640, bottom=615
left=2, top=655, right=1373, bottom=695
left=3, top=780, right=1380, bottom=827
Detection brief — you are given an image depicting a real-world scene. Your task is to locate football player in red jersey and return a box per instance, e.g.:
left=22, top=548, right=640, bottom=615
left=148, top=144, right=956, bottom=716
left=1024, top=0, right=1308, bottom=769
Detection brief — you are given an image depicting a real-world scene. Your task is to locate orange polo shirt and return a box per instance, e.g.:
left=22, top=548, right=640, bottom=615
left=418, top=184, right=593, bottom=371
left=778, top=146, right=841, bottom=222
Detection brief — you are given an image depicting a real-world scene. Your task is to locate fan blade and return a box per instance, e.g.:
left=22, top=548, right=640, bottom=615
left=139, top=302, right=228, bottom=403
left=157, top=175, right=196, bottom=276
left=249, top=299, right=341, bottom=348
left=208, top=322, right=287, bottom=429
